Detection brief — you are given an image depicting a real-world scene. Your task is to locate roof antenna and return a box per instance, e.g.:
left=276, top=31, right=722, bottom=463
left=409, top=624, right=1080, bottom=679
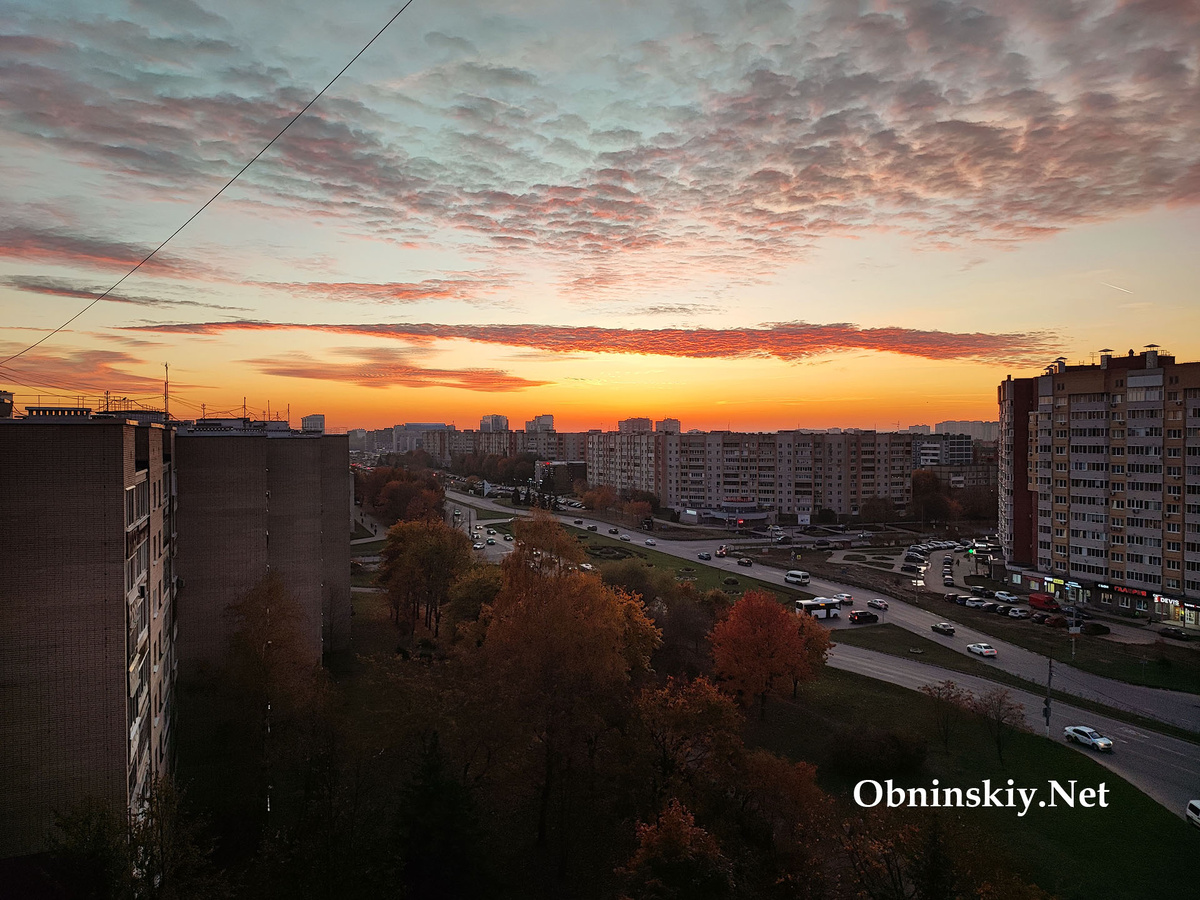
left=163, top=362, right=169, bottom=420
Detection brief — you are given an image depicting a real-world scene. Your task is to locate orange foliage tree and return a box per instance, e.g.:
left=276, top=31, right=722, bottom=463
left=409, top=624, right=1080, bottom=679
left=709, top=591, right=830, bottom=719
left=618, top=799, right=733, bottom=900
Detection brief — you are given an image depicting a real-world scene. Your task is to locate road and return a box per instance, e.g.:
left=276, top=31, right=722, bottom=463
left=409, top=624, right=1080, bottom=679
left=445, top=489, right=1200, bottom=734
left=829, top=644, right=1200, bottom=819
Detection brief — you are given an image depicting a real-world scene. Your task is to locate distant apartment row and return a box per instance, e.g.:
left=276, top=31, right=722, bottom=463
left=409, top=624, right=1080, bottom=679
left=0, top=406, right=350, bottom=858
left=999, top=348, right=1200, bottom=631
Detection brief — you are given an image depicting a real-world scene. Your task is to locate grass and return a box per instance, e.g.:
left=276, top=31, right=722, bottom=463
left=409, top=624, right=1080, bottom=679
left=350, top=539, right=386, bottom=557
left=899, top=592, right=1200, bottom=694
left=576, top=530, right=814, bottom=602
left=351, top=521, right=374, bottom=540
left=832, top=625, right=1200, bottom=744
left=747, top=667, right=1200, bottom=900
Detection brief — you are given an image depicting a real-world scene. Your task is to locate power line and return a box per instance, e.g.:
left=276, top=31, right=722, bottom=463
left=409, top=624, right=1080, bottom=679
left=1, top=0, right=419, bottom=367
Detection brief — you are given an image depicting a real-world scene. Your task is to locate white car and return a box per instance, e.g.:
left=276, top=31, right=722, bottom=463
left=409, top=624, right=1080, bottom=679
left=644, top=538, right=657, bottom=546
left=967, top=643, right=997, bottom=657
left=472, top=542, right=485, bottom=550
left=619, top=534, right=631, bottom=542
left=1063, top=726, right=1113, bottom=752
left=1008, top=608, right=1030, bottom=619
left=835, top=593, right=854, bottom=605
left=995, top=591, right=1019, bottom=603
left=1187, top=800, right=1200, bottom=828
left=964, top=598, right=987, bottom=608
left=867, top=598, right=888, bottom=610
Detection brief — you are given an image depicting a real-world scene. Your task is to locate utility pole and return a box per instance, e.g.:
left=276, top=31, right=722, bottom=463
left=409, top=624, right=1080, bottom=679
left=163, top=362, right=169, bottom=419
left=1044, top=657, right=1053, bottom=738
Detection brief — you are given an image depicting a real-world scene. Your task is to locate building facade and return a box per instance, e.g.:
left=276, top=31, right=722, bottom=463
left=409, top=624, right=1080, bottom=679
left=174, top=419, right=351, bottom=675
left=998, top=349, right=1200, bottom=628
left=1, top=409, right=177, bottom=856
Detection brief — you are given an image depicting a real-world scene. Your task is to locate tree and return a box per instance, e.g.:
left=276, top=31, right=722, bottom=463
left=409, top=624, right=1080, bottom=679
left=634, top=677, right=744, bottom=803
left=970, top=688, right=1026, bottom=764
left=624, top=499, right=653, bottom=528
left=710, top=591, right=829, bottom=719
left=618, top=800, right=732, bottom=900
left=482, top=564, right=660, bottom=856
left=859, top=496, right=897, bottom=524
left=911, top=471, right=950, bottom=524
left=582, top=484, right=616, bottom=512
left=443, top=565, right=503, bottom=641
left=919, top=680, right=972, bottom=753
left=380, top=520, right=473, bottom=638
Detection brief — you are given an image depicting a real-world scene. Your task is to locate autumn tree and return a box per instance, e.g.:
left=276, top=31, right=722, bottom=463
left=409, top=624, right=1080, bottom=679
left=482, top=561, right=660, bottom=861
left=582, top=484, right=617, bottom=512
left=618, top=800, right=733, bottom=900
left=624, top=499, right=653, bottom=528
left=443, top=565, right=503, bottom=642
left=710, top=591, right=829, bottom=719
left=634, top=677, right=744, bottom=804
left=970, top=687, right=1026, bottom=764
left=380, top=520, right=473, bottom=638
left=920, top=680, right=972, bottom=752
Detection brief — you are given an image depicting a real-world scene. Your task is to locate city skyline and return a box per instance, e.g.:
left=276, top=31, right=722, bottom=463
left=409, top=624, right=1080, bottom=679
left=3, top=1, right=1199, bottom=432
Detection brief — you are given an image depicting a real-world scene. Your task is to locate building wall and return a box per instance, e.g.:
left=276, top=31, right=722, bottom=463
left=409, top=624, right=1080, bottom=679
left=0, top=419, right=174, bottom=857
left=175, top=432, right=350, bottom=675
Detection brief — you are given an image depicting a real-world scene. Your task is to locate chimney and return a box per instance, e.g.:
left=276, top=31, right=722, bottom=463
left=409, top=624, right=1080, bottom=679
left=1099, top=348, right=1112, bottom=369
left=1144, top=344, right=1159, bottom=368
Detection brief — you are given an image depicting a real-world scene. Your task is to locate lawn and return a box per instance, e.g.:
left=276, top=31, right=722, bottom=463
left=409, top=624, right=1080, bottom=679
left=900, top=592, right=1200, bottom=694
left=747, top=667, right=1200, bottom=900
left=574, top=530, right=814, bottom=602
left=350, top=538, right=386, bottom=557
left=832, top=625, right=1199, bottom=744
left=351, top=520, right=374, bottom=540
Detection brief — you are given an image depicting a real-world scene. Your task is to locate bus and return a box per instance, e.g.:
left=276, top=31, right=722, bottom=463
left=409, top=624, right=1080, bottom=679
left=796, top=598, right=840, bottom=619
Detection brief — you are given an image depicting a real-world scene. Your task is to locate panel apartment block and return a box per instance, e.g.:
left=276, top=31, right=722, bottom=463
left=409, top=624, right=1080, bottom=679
left=174, top=423, right=350, bottom=677
left=998, top=349, right=1200, bottom=629
left=0, top=413, right=176, bottom=857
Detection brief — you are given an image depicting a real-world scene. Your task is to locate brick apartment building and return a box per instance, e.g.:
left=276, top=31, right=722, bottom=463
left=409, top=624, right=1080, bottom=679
left=999, top=348, right=1200, bottom=629
left=174, top=419, right=351, bottom=676
left=1, top=409, right=178, bottom=857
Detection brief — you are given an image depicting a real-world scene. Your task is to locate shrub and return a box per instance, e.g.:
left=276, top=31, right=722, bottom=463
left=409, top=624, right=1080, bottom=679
left=824, top=725, right=927, bottom=778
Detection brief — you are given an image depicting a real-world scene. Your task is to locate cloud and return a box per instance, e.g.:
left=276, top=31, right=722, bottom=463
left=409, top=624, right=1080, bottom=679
left=259, top=273, right=510, bottom=305
left=0, top=227, right=202, bottom=277
left=0, top=345, right=165, bottom=394
left=126, top=318, right=1055, bottom=366
left=4, top=275, right=249, bottom=311
left=242, top=346, right=550, bottom=391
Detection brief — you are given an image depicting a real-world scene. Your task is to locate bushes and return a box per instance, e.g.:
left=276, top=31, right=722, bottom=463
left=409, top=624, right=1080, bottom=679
left=824, top=725, right=927, bottom=778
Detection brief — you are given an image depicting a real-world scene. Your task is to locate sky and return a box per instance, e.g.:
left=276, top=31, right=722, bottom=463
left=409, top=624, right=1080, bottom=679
left=1, top=0, right=1198, bottom=433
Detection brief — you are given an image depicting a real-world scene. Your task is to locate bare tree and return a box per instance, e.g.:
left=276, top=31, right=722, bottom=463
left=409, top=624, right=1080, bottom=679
left=970, top=688, right=1026, bottom=764
left=919, top=680, right=972, bottom=753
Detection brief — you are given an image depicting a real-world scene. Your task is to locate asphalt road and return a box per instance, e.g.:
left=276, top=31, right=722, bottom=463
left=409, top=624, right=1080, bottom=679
left=829, top=644, right=1200, bottom=819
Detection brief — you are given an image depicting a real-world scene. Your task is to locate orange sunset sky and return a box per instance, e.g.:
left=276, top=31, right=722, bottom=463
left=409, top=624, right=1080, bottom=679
left=2, top=0, right=1198, bottom=433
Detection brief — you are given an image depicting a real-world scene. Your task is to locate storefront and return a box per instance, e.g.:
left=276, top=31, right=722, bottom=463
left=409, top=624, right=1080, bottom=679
left=1093, top=582, right=1151, bottom=617
left=1150, top=592, right=1200, bottom=629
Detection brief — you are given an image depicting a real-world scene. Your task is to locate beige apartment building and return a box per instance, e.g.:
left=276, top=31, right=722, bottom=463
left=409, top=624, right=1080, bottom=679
left=999, top=348, right=1200, bottom=629
left=0, top=409, right=177, bottom=856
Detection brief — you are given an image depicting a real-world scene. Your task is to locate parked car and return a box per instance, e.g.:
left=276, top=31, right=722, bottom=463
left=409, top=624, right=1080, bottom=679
left=835, top=593, right=854, bottom=605
left=931, top=622, right=956, bottom=636
left=644, top=539, right=656, bottom=546
left=968, top=643, right=998, bottom=657
left=697, top=551, right=712, bottom=560
left=848, top=610, right=879, bottom=624
left=1046, top=615, right=1069, bottom=628
left=980, top=602, right=997, bottom=613
left=1031, top=612, right=1050, bottom=624
left=1064, top=726, right=1114, bottom=752
left=1008, top=608, right=1030, bottom=619
left=943, top=593, right=959, bottom=603
left=970, top=586, right=985, bottom=596
left=814, top=539, right=831, bottom=548
left=993, top=605, right=1011, bottom=616
left=867, top=598, right=889, bottom=610
left=737, top=557, right=753, bottom=567
left=1160, top=625, right=1190, bottom=641
left=964, top=598, right=987, bottom=608
left=995, top=591, right=1019, bottom=603
left=901, top=563, right=921, bottom=574
left=1059, top=605, right=1093, bottom=620
left=943, top=576, right=955, bottom=587
left=1187, top=800, right=1200, bottom=828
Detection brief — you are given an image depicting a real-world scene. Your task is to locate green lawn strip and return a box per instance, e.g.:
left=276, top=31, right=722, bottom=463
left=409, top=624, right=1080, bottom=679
left=901, top=593, right=1200, bottom=694
left=351, top=521, right=373, bottom=540
left=832, top=625, right=1200, bottom=744
left=577, top=531, right=813, bottom=600
left=747, top=667, right=1200, bottom=900
left=350, top=539, right=386, bottom=556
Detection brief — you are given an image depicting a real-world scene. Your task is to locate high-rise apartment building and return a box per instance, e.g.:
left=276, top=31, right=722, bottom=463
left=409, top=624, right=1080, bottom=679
left=1, top=408, right=177, bottom=856
left=999, top=349, right=1200, bottom=629
left=936, top=420, right=999, bottom=441
left=301, top=413, right=326, bottom=433
left=655, top=418, right=682, bottom=433
left=174, top=419, right=351, bottom=675
left=479, top=414, right=509, bottom=432
left=618, top=417, right=653, bottom=433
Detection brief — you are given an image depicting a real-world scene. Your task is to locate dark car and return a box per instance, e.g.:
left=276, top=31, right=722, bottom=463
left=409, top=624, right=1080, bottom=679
left=848, top=610, right=879, bottom=624
left=904, top=554, right=927, bottom=564
left=697, top=551, right=712, bottom=561
left=970, top=586, right=985, bottom=596
left=993, top=605, right=1011, bottom=616
left=573, top=519, right=584, bottom=525
left=1046, top=615, right=1069, bottom=628
left=980, top=602, right=997, bottom=613
left=982, top=589, right=996, bottom=599
left=608, top=527, right=620, bottom=535
left=1031, top=612, right=1050, bottom=624
left=1060, top=606, right=1093, bottom=620
left=587, top=524, right=598, bottom=531
left=737, top=557, right=753, bottom=567
left=931, top=622, right=956, bottom=636
left=814, top=539, right=831, bottom=548
left=954, top=595, right=969, bottom=605
left=901, top=563, right=921, bottom=574
left=1160, top=625, right=1191, bottom=641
